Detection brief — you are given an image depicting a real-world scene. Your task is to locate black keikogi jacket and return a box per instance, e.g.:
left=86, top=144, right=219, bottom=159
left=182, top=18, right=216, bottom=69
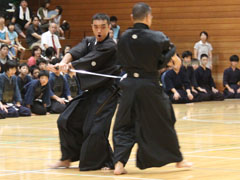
left=118, top=23, right=175, bottom=75
left=69, top=35, right=119, bottom=90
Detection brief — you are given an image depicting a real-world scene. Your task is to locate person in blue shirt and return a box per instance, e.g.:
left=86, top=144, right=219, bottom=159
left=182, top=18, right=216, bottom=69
left=24, top=70, right=51, bottom=115
left=223, top=55, right=240, bottom=98
left=0, top=60, right=31, bottom=119
left=110, top=16, right=120, bottom=42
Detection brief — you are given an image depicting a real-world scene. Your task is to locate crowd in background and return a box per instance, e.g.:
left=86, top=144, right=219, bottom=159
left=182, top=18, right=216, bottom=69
left=0, top=0, right=240, bottom=119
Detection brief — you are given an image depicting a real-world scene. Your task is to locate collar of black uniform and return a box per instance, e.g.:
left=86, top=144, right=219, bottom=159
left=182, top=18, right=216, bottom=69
left=133, top=23, right=149, bottom=29
left=95, top=34, right=110, bottom=44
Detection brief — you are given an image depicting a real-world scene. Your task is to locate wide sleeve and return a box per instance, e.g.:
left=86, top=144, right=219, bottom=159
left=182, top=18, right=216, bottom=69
left=13, top=76, right=22, bottom=103
left=71, top=41, right=116, bottom=72
left=164, top=71, right=175, bottom=92
left=157, top=33, right=176, bottom=69
left=63, top=75, right=70, bottom=98
left=23, top=82, right=35, bottom=105
left=209, top=69, right=216, bottom=88
left=48, top=73, right=55, bottom=97
left=223, top=69, right=229, bottom=87
left=42, top=83, right=51, bottom=106
left=68, top=38, right=90, bottom=60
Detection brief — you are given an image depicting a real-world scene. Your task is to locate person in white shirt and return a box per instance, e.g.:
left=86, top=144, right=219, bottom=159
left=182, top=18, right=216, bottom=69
left=194, top=31, right=213, bottom=69
left=41, top=22, right=61, bottom=58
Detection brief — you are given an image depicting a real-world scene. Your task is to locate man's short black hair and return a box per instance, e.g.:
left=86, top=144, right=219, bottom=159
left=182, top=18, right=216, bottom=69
left=200, top=31, right=209, bottom=39
left=200, top=54, right=208, bottom=59
left=37, top=58, right=48, bottom=66
left=92, top=13, right=110, bottom=24
left=182, top=51, right=193, bottom=59
left=132, top=2, right=151, bottom=20
left=19, top=62, right=29, bottom=70
left=230, top=55, right=239, bottom=62
left=110, top=16, right=118, bottom=22
left=39, top=70, right=49, bottom=78
left=5, top=60, right=18, bottom=72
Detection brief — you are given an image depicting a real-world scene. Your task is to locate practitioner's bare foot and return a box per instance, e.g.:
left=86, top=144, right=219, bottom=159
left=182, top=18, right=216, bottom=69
left=176, top=160, right=193, bottom=168
left=114, top=161, right=127, bottom=175
left=50, top=160, right=71, bottom=169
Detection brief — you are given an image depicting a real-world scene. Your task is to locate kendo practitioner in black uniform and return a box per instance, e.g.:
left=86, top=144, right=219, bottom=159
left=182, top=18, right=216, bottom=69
left=223, top=55, right=240, bottom=99
left=24, top=70, right=51, bottom=115
left=50, top=13, right=119, bottom=171
left=113, top=3, right=192, bottom=175
left=181, top=51, right=209, bottom=102
left=164, top=65, right=194, bottom=103
left=195, top=54, right=224, bottom=101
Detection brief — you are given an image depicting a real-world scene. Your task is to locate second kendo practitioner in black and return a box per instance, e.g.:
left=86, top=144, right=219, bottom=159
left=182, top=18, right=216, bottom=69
left=113, top=3, right=192, bottom=175
left=223, top=55, right=240, bottom=98
left=50, top=14, right=119, bottom=171
left=195, top=54, right=224, bottom=101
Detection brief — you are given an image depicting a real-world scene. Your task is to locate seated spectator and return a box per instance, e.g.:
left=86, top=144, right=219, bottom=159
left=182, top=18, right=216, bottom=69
left=60, top=45, right=71, bottom=59
left=45, top=47, right=58, bottom=63
left=223, top=55, right=240, bottom=99
left=0, top=60, right=31, bottom=119
left=48, top=66, right=71, bottom=114
left=7, top=23, right=25, bottom=60
left=27, top=46, right=42, bottom=67
left=30, top=65, right=40, bottom=79
left=17, top=63, right=32, bottom=99
left=195, top=54, right=224, bottom=101
left=49, top=6, right=64, bottom=38
left=37, top=0, right=51, bottom=32
left=24, top=70, right=51, bottom=115
left=194, top=31, right=213, bottom=69
left=181, top=51, right=208, bottom=102
left=26, top=16, right=42, bottom=49
left=11, top=0, right=33, bottom=38
left=191, top=58, right=200, bottom=70
left=41, top=22, right=61, bottom=58
left=37, top=57, right=48, bottom=70
left=0, top=44, right=10, bottom=73
left=64, top=71, right=82, bottom=98
left=110, top=16, right=120, bottom=42
left=0, top=15, right=11, bottom=47
left=163, top=63, right=194, bottom=104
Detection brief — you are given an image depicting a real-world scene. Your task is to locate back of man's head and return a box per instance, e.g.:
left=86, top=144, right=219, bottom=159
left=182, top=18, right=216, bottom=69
left=132, top=2, right=151, bottom=21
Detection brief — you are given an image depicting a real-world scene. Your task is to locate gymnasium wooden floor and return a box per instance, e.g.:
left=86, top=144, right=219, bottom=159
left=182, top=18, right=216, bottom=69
left=0, top=100, right=240, bottom=180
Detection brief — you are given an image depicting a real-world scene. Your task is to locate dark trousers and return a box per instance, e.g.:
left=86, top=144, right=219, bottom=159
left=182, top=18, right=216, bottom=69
left=223, top=84, right=240, bottom=99
left=31, top=101, right=47, bottom=115
left=57, top=85, right=118, bottom=171
left=0, top=105, right=31, bottom=119
left=50, top=99, right=66, bottom=114
left=202, top=86, right=224, bottom=101
left=113, top=78, right=183, bottom=170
